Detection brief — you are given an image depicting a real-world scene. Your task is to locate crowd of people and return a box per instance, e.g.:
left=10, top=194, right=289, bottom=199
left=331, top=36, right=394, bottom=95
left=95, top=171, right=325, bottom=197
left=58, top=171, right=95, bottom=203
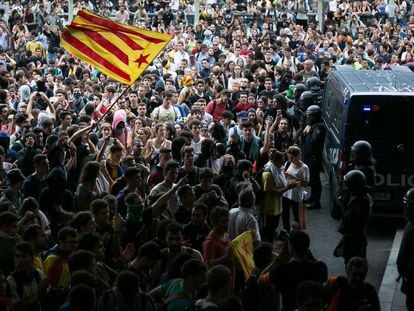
left=0, top=0, right=414, bottom=310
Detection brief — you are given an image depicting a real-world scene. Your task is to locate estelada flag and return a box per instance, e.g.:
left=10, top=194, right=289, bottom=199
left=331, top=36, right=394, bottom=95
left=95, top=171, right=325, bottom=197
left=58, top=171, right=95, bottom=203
left=231, top=231, right=255, bottom=280
left=61, top=9, right=172, bottom=85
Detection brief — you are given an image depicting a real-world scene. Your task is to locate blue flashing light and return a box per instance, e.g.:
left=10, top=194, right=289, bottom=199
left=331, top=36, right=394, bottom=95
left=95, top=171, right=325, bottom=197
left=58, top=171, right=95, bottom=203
left=363, top=105, right=371, bottom=112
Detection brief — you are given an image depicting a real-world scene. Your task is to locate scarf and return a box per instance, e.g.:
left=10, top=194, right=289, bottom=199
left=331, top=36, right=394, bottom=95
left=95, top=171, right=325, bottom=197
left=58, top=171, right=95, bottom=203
left=241, top=135, right=260, bottom=161
left=106, top=156, right=123, bottom=180
left=264, top=161, right=287, bottom=188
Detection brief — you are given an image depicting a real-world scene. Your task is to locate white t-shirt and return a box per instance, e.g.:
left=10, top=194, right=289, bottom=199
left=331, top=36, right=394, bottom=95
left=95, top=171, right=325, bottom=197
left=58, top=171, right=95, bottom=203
left=191, top=138, right=202, bottom=155
left=151, top=105, right=181, bottom=123
left=283, top=161, right=310, bottom=202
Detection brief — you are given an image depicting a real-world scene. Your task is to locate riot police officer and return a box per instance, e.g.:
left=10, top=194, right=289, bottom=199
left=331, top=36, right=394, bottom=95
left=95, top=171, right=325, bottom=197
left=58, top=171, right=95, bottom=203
left=336, top=170, right=372, bottom=264
left=397, top=188, right=414, bottom=310
left=293, top=83, right=308, bottom=104
left=301, top=105, right=326, bottom=209
left=292, top=91, right=314, bottom=143
left=307, top=77, right=322, bottom=106
left=349, top=140, right=376, bottom=192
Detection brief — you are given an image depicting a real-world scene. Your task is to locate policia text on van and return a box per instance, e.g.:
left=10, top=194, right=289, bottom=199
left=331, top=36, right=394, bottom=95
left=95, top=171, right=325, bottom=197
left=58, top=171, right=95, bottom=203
left=322, top=66, right=414, bottom=217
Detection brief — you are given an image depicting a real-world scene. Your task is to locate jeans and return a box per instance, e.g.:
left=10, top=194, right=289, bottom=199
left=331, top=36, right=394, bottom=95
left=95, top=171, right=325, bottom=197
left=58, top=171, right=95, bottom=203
left=282, top=197, right=299, bottom=232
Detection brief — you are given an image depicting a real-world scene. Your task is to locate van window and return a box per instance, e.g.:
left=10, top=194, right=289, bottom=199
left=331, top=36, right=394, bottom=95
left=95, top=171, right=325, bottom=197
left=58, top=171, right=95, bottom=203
left=347, top=95, right=414, bottom=150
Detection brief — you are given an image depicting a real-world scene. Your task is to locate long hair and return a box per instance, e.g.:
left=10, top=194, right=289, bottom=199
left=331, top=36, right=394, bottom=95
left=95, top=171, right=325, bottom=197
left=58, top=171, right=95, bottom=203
left=79, top=161, right=101, bottom=185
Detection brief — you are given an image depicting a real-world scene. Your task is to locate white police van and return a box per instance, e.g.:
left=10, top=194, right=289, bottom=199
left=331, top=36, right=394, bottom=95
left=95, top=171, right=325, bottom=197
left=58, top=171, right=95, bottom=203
left=322, top=66, right=414, bottom=217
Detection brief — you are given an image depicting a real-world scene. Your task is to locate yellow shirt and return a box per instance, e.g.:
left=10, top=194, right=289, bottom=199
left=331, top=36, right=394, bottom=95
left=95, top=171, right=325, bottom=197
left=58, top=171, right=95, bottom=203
left=261, top=171, right=283, bottom=216
left=26, top=41, right=44, bottom=56
left=33, top=255, right=44, bottom=273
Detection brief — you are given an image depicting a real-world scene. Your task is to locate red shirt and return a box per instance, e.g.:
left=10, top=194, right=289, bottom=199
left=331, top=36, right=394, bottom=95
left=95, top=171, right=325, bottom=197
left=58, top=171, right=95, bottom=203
left=205, top=100, right=228, bottom=122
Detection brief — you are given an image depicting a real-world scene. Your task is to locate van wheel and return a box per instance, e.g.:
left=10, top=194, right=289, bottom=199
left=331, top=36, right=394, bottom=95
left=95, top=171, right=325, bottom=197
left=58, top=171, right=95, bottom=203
left=329, top=182, right=342, bottom=220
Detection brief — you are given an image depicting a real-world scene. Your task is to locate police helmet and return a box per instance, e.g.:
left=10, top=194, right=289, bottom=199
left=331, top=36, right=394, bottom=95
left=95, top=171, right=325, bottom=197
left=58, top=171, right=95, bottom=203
left=306, top=105, right=322, bottom=117
left=344, top=170, right=367, bottom=193
left=403, top=188, right=414, bottom=205
left=300, top=91, right=314, bottom=101
left=351, top=140, right=372, bottom=158
left=294, top=83, right=307, bottom=97
left=307, top=77, right=321, bottom=91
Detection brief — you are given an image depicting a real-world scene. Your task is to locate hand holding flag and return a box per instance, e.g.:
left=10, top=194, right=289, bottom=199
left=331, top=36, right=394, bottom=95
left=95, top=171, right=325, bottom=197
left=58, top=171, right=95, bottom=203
left=61, top=9, right=172, bottom=85
left=231, top=231, right=256, bottom=280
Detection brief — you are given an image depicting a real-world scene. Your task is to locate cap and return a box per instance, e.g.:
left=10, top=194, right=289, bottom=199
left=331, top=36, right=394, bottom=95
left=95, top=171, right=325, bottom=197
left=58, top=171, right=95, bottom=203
left=0, top=131, right=10, bottom=138
left=237, top=111, right=248, bottom=120
left=6, top=168, right=25, bottom=184
left=155, top=79, right=165, bottom=91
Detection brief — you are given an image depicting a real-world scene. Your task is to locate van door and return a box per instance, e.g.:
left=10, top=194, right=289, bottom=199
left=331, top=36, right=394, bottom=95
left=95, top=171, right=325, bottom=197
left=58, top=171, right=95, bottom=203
left=346, top=95, right=414, bottom=215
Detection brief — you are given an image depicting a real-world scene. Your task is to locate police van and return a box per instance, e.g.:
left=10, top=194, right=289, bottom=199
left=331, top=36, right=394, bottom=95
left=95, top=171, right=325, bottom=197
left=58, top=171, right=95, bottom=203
left=322, top=66, right=414, bottom=217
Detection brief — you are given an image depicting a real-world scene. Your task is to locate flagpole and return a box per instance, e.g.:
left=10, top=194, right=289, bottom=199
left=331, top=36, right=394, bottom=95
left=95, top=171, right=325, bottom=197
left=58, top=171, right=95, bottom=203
left=93, top=83, right=133, bottom=129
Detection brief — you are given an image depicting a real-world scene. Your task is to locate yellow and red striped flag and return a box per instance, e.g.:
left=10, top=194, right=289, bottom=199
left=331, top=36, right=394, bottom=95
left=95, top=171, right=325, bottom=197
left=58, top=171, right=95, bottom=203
left=231, top=231, right=255, bottom=280
left=61, top=9, right=172, bottom=85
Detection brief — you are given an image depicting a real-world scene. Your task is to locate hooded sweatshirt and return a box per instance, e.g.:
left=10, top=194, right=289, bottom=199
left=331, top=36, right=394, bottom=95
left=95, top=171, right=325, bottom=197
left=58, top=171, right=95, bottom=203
left=112, top=109, right=127, bottom=147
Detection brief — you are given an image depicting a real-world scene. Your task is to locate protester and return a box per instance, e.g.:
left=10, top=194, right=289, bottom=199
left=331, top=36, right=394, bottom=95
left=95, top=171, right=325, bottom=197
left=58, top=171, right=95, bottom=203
left=0, top=1, right=409, bottom=310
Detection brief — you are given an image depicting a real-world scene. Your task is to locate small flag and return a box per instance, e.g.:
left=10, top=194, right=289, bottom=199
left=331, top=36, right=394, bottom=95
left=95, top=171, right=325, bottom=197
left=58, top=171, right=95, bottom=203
left=61, top=9, right=172, bottom=85
left=231, top=231, right=255, bottom=280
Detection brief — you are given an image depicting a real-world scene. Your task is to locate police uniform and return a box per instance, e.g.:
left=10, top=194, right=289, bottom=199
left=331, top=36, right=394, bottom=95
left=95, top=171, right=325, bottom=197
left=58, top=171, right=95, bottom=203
left=338, top=191, right=372, bottom=263
left=302, top=121, right=326, bottom=208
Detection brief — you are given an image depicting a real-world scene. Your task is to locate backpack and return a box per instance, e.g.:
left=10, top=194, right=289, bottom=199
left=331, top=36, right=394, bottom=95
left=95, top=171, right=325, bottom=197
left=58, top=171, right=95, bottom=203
left=155, top=106, right=178, bottom=121
left=280, top=56, right=297, bottom=67
left=210, top=100, right=229, bottom=116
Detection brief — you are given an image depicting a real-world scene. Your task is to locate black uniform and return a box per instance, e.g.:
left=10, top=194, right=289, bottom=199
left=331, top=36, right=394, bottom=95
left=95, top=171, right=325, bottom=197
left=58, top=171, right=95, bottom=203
left=337, top=192, right=372, bottom=263
left=302, top=122, right=326, bottom=208
left=349, top=163, right=376, bottom=194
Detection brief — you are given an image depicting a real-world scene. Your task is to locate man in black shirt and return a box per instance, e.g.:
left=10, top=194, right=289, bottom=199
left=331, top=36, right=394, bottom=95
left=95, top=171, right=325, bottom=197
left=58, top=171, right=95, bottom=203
left=240, top=121, right=263, bottom=163
left=174, top=185, right=195, bottom=225
left=260, top=231, right=328, bottom=311
left=182, top=203, right=211, bottom=253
